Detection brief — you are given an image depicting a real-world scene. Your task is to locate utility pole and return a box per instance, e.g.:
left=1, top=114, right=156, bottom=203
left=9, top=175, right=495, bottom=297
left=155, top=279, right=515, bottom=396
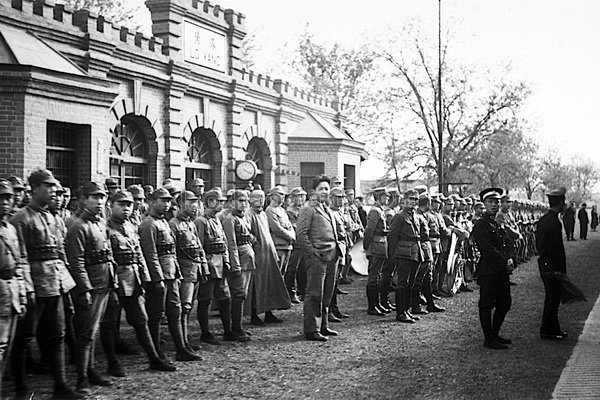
left=437, top=0, right=444, bottom=195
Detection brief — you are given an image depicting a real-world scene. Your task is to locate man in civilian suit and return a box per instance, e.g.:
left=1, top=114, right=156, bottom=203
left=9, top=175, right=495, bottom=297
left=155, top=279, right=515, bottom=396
left=296, top=175, right=343, bottom=341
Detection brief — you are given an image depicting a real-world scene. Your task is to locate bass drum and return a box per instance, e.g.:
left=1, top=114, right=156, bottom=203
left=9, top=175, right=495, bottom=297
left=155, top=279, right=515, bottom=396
left=444, top=254, right=464, bottom=295
left=350, top=238, right=368, bottom=276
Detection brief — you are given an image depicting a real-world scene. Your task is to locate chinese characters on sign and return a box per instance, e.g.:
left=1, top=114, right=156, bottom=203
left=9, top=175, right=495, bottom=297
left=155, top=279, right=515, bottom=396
left=183, top=20, right=226, bottom=72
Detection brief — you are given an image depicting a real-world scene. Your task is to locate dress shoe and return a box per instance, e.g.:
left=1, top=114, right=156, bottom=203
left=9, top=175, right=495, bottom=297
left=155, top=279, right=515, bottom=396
left=328, top=313, right=342, bottom=323
left=107, top=360, right=126, bottom=377
left=201, top=332, right=222, bottom=345
left=320, top=328, right=339, bottom=336
left=149, top=357, right=177, bottom=372
left=187, top=343, right=201, bottom=352
left=439, top=289, right=454, bottom=297
left=332, top=308, right=349, bottom=319
left=395, top=313, right=416, bottom=323
left=426, top=304, right=446, bottom=313
left=431, top=293, right=442, bottom=300
left=88, top=368, right=113, bottom=386
left=175, top=348, right=202, bottom=362
left=289, top=293, right=301, bottom=304
left=406, top=310, right=420, bottom=321
left=419, top=295, right=428, bottom=305
left=540, top=333, right=566, bottom=340
left=233, top=330, right=251, bottom=342
left=305, top=332, right=328, bottom=341
left=223, top=330, right=238, bottom=342
left=495, top=335, right=512, bottom=345
left=59, top=382, right=87, bottom=399
left=339, top=277, right=353, bottom=285
left=250, top=315, right=265, bottom=326
left=367, top=307, right=385, bottom=316
left=264, top=312, right=284, bottom=323
left=336, top=287, right=349, bottom=295
left=459, top=284, right=473, bottom=292
left=484, top=338, right=509, bottom=349
left=376, top=304, right=391, bottom=314
left=411, top=307, right=429, bottom=315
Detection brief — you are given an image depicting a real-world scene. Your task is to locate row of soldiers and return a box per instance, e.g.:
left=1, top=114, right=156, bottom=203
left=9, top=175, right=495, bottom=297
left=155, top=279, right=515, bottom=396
left=362, top=186, right=547, bottom=323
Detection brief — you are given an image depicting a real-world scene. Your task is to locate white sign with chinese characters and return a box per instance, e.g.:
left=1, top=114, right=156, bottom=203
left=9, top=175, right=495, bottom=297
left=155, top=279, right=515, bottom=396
left=183, top=20, right=227, bottom=72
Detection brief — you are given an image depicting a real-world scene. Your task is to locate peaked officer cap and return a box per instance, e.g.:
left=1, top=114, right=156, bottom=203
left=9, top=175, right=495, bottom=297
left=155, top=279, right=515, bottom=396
left=479, top=187, right=504, bottom=202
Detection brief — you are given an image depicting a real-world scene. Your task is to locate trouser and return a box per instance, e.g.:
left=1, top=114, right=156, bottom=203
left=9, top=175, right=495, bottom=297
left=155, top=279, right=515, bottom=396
left=277, top=249, right=292, bottom=276
left=539, top=266, right=562, bottom=335
left=197, top=277, right=231, bottom=334
left=580, top=224, right=588, bottom=239
left=379, top=257, right=396, bottom=304
left=73, top=290, right=110, bottom=381
left=145, top=279, right=185, bottom=355
left=340, top=244, right=353, bottom=280
left=395, top=258, right=419, bottom=314
left=303, top=254, right=338, bottom=334
left=477, top=274, right=512, bottom=340
left=180, top=280, right=198, bottom=347
left=0, top=312, right=18, bottom=398
left=286, top=248, right=305, bottom=296
left=436, top=251, right=448, bottom=291
left=412, top=260, right=432, bottom=308
left=11, top=295, right=68, bottom=391
left=227, top=270, right=252, bottom=334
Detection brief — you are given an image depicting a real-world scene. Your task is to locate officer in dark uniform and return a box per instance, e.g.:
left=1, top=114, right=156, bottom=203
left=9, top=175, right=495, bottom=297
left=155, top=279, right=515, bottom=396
left=471, top=188, right=516, bottom=350
left=10, top=169, right=81, bottom=399
left=139, top=188, right=201, bottom=362
left=0, top=179, right=28, bottom=399
left=101, top=190, right=176, bottom=373
left=388, top=189, right=425, bottom=323
left=194, top=188, right=233, bottom=344
left=536, top=187, right=568, bottom=340
left=66, top=182, right=117, bottom=394
left=169, top=190, right=209, bottom=351
left=363, top=187, right=390, bottom=316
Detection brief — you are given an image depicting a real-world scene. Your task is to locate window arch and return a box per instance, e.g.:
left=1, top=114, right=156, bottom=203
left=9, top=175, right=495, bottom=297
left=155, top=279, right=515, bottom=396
left=184, top=127, right=221, bottom=190
left=245, top=137, right=272, bottom=189
left=109, top=114, right=150, bottom=188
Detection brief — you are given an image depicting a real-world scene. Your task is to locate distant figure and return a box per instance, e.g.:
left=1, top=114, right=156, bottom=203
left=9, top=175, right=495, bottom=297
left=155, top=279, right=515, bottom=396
left=590, top=205, right=598, bottom=232
left=562, top=202, right=576, bottom=241
left=578, top=203, right=589, bottom=240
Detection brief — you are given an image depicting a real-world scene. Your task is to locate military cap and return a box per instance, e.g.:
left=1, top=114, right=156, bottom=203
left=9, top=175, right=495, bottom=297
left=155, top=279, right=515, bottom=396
left=430, top=194, right=441, bottom=203
left=289, top=187, right=307, bottom=196
left=464, top=197, right=473, bottom=205
left=128, top=184, right=145, bottom=199
left=474, top=201, right=484, bottom=209
left=81, top=181, right=107, bottom=196
left=344, top=188, right=355, bottom=196
left=404, top=189, right=419, bottom=199
left=63, top=187, right=71, bottom=195
left=413, top=185, right=428, bottom=195
left=162, top=178, right=174, bottom=186
left=388, top=187, right=400, bottom=196
left=226, top=188, right=236, bottom=198
left=163, top=182, right=181, bottom=196
left=105, top=178, right=119, bottom=188
left=151, top=187, right=172, bottom=200
left=28, top=169, right=58, bottom=186
left=143, top=185, right=154, bottom=193
left=268, top=186, right=286, bottom=196
left=331, top=176, right=342, bottom=184
left=501, top=192, right=513, bottom=201
left=179, top=190, right=198, bottom=202
left=330, top=187, right=345, bottom=197
left=479, top=187, right=504, bottom=201
left=372, top=187, right=389, bottom=197
left=546, top=187, right=567, bottom=198
left=8, top=176, right=25, bottom=190
left=55, top=182, right=65, bottom=194
left=192, top=178, right=205, bottom=187
left=418, top=193, right=431, bottom=206
left=204, top=188, right=227, bottom=202
left=0, top=178, right=14, bottom=195
left=250, top=189, right=265, bottom=198
left=111, top=190, right=134, bottom=203
left=232, top=189, right=249, bottom=200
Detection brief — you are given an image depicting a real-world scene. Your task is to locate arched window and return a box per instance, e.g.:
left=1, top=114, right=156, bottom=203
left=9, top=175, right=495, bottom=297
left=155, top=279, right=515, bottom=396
left=109, top=114, right=149, bottom=188
left=245, top=137, right=271, bottom=189
left=184, top=127, right=221, bottom=190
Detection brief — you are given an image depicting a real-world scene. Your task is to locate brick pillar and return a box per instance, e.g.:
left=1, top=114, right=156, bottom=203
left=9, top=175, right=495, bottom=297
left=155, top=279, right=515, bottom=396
left=164, top=61, right=190, bottom=183
left=145, top=0, right=186, bottom=56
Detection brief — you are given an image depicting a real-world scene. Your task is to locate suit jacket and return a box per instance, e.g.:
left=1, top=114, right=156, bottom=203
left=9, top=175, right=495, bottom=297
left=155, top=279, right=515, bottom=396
left=296, top=203, right=341, bottom=262
left=363, top=204, right=388, bottom=256
left=388, top=208, right=425, bottom=262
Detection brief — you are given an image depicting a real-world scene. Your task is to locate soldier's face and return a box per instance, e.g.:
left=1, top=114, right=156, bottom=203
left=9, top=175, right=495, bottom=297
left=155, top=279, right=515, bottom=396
left=431, top=201, right=440, bottom=211
left=404, top=195, right=418, bottom=209
left=153, top=198, right=171, bottom=214
left=233, top=195, right=249, bottom=213
left=270, top=193, right=283, bottom=206
left=84, top=194, right=106, bottom=215
left=315, top=181, right=330, bottom=203
left=0, top=194, right=14, bottom=217
left=294, top=194, right=306, bottom=207
left=444, top=202, right=454, bottom=212
left=33, top=183, right=57, bottom=206
left=484, top=198, right=500, bottom=214
left=184, top=199, right=199, bottom=218
left=133, top=197, right=143, bottom=211
left=193, top=184, right=204, bottom=196
left=330, top=195, right=344, bottom=208
left=112, top=200, right=133, bottom=220
left=13, top=189, right=24, bottom=205
left=250, top=194, right=265, bottom=210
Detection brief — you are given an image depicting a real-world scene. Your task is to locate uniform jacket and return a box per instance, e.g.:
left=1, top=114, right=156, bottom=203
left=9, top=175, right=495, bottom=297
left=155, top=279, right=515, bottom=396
left=296, top=202, right=342, bottom=262
left=416, top=208, right=433, bottom=261
left=195, top=212, right=229, bottom=279
left=10, top=204, right=75, bottom=296
left=578, top=208, right=589, bottom=225
left=66, top=210, right=117, bottom=296
left=108, top=218, right=150, bottom=296
left=0, top=220, right=27, bottom=316
left=471, top=212, right=516, bottom=276
left=222, top=211, right=256, bottom=272
left=427, top=210, right=448, bottom=255
left=170, top=215, right=209, bottom=282
left=363, top=204, right=388, bottom=257
left=139, top=212, right=181, bottom=282
left=265, top=205, right=295, bottom=251
left=536, top=210, right=566, bottom=273
left=388, top=207, right=425, bottom=262
left=331, top=208, right=349, bottom=259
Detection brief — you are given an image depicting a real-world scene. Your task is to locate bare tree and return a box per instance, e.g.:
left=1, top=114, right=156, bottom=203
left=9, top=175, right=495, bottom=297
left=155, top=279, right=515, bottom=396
left=56, top=0, right=143, bottom=30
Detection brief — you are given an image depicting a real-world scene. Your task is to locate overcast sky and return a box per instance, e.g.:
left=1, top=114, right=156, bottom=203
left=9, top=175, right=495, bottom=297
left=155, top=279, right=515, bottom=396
left=138, top=0, right=600, bottom=179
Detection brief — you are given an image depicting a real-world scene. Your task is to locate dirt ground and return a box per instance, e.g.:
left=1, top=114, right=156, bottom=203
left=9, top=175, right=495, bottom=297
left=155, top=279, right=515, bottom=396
left=4, top=231, right=599, bottom=400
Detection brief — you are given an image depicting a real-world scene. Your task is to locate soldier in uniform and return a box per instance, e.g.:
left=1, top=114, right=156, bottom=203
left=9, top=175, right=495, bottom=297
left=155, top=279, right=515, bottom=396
left=66, top=182, right=117, bottom=393
left=339, top=188, right=363, bottom=285
left=127, top=184, right=146, bottom=228
left=296, top=176, right=343, bottom=341
left=328, top=187, right=351, bottom=321
left=285, top=187, right=307, bottom=303
left=194, top=188, right=233, bottom=344
left=7, top=176, right=26, bottom=216
left=103, top=178, right=119, bottom=219
left=536, top=187, right=569, bottom=340
left=101, top=190, right=175, bottom=373
left=191, top=178, right=205, bottom=199
left=364, top=187, right=390, bottom=316
left=221, top=190, right=255, bottom=342
left=471, top=188, right=516, bottom=349
left=0, top=179, right=28, bottom=398
left=10, top=169, right=80, bottom=399
left=429, top=195, right=451, bottom=298
left=266, top=186, right=295, bottom=277
left=139, top=188, right=201, bottom=362
left=388, top=189, right=425, bottom=323
left=169, top=190, right=209, bottom=351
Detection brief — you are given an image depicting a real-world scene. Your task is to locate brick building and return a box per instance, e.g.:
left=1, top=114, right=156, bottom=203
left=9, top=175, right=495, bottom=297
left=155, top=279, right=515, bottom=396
left=0, top=0, right=366, bottom=192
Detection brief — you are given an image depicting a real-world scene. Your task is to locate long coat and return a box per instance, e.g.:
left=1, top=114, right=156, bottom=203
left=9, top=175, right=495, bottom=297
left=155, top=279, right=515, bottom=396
left=244, top=208, right=291, bottom=315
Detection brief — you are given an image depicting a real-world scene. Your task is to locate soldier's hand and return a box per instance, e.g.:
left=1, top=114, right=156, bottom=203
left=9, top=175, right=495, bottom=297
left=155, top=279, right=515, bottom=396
left=200, top=274, right=209, bottom=284
left=76, top=292, right=92, bottom=309
left=26, top=292, right=36, bottom=307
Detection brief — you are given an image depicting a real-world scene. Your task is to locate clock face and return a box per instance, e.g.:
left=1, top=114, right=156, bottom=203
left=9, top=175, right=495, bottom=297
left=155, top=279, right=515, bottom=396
left=236, top=160, right=257, bottom=181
